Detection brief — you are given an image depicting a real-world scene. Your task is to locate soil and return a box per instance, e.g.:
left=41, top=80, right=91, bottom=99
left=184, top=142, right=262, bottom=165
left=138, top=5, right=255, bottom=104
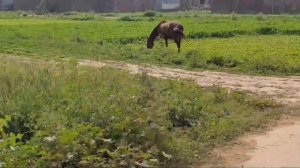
left=79, top=59, right=300, bottom=105
left=200, top=116, right=300, bottom=167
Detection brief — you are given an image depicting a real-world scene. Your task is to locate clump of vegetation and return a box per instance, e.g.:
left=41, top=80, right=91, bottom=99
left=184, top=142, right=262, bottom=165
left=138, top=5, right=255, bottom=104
left=256, top=12, right=264, bottom=21
left=0, top=58, right=282, bottom=167
left=207, top=55, right=239, bottom=68
left=231, top=12, right=238, bottom=20
left=144, top=10, right=157, bottom=17
left=257, top=27, right=278, bottom=35
left=119, top=15, right=141, bottom=21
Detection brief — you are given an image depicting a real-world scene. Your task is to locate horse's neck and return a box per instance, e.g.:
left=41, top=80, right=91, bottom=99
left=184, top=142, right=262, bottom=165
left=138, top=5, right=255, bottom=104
left=149, top=27, right=159, bottom=40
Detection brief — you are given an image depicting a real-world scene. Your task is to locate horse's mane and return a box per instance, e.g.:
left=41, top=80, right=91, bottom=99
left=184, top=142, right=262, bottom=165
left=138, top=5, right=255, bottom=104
left=148, top=21, right=167, bottom=41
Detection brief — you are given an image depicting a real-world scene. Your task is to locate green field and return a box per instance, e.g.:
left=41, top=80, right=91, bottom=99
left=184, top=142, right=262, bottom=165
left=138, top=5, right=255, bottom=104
left=0, top=11, right=300, bottom=75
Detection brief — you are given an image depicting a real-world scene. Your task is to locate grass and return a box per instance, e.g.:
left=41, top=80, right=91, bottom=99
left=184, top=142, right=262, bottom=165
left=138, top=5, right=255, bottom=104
left=0, top=56, right=282, bottom=167
left=129, top=35, right=300, bottom=75
left=0, top=11, right=300, bottom=75
left=1, top=34, right=299, bottom=75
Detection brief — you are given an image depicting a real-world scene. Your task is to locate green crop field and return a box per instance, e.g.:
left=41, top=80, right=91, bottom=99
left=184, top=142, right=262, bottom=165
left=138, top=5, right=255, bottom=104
left=0, top=11, right=300, bottom=75
left=0, top=11, right=299, bottom=167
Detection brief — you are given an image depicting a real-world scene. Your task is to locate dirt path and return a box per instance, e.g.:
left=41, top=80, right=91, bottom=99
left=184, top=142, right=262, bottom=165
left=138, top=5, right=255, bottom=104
left=201, top=117, right=300, bottom=167
left=242, top=118, right=300, bottom=167
left=79, top=59, right=300, bottom=105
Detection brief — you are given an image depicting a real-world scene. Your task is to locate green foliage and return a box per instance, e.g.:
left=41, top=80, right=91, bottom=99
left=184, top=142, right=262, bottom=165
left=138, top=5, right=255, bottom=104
left=119, top=16, right=141, bottom=21
left=144, top=10, right=157, bottom=17
left=207, top=55, right=239, bottom=68
left=0, top=58, right=282, bottom=167
left=257, top=27, right=278, bottom=35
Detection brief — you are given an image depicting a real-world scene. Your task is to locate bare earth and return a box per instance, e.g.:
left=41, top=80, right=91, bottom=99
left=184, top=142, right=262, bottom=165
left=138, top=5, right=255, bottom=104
left=2, top=56, right=300, bottom=167
left=79, top=59, right=300, bottom=105
left=200, top=117, right=300, bottom=167
left=241, top=118, right=300, bottom=167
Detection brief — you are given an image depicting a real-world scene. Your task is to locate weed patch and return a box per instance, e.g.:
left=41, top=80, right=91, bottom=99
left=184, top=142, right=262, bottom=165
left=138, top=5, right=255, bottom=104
left=0, top=58, right=282, bottom=167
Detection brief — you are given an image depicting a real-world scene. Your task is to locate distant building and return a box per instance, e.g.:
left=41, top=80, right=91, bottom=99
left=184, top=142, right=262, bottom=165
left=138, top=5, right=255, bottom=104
left=12, top=0, right=157, bottom=13
left=211, top=0, right=300, bottom=14
left=13, top=0, right=111, bottom=12
left=162, top=0, right=180, bottom=10
left=179, top=0, right=211, bottom=10
left=0, top=0, right=13, bottom=10
left=13, top=0, right=40, bottom=11
left=113, top=0, right=156, bottom=12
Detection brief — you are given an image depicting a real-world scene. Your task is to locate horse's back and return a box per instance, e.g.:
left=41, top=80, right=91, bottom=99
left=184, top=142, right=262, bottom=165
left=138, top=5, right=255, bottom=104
left=159, top=21, right=181, bottom=33
left=158, top=21, right=183, bottom=38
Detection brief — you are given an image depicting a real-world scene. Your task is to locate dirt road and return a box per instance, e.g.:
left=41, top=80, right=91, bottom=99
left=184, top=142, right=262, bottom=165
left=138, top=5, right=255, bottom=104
left=200, top=117, right=300, bottom=167
left=79, top=59, right=300, bottom=105
left=241, top=119, right=300, bottom=167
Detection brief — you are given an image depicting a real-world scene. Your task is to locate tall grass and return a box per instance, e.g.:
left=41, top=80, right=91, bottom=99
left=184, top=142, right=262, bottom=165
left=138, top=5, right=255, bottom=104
left=0, top=57, right=282, bottom=167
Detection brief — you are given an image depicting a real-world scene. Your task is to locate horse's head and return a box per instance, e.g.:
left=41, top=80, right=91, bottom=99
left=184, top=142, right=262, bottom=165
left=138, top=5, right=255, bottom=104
left=147, top=24, right=161, bottom=49
left=147, top=38, right=154, bottom=49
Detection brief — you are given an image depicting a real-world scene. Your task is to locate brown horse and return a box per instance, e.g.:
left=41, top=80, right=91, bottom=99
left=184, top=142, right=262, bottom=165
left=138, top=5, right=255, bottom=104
left=147, top=21, right=184, bottom=52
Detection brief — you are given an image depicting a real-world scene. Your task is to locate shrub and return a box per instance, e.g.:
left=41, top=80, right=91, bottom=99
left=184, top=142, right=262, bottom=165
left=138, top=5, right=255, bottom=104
left=119, top=16, right=136, bottom=21
left=144, top=10, right=157, bottom=17
left=257, top=27, right=278, bottom=35
left=207, top=55, right=239, bottom=68
left=185, top=50, right=206, bottom=68
left=256, top=12, right=264, bottom=21
left=231, top=12, right=238, bottom=21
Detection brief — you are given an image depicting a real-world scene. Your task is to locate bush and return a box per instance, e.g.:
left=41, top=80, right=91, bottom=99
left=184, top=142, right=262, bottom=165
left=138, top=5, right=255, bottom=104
left=119, top=16, right=138, bottom=21
left=185, top=50, right=206, bottom=68
left=256, top=12, right=264, bottom=21
left=257, top=27, right=278, bottom=35
left=144, top=10, right=157, bottom=17
left=207, top=55, right=239, bottom=68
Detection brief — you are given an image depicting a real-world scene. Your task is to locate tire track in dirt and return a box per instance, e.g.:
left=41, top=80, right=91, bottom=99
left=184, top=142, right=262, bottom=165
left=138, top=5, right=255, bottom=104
left=79, top=59, right=300, bottom=106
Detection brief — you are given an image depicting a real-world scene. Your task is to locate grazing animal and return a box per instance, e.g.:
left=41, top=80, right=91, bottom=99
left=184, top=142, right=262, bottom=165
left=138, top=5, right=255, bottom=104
left=147, top=21, right=184, bottom=52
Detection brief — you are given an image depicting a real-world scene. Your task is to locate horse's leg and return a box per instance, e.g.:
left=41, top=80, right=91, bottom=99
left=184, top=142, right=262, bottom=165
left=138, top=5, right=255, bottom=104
left=165, top=38, right=168, bottom=47
left=175, top=38, right=181, bottom=52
